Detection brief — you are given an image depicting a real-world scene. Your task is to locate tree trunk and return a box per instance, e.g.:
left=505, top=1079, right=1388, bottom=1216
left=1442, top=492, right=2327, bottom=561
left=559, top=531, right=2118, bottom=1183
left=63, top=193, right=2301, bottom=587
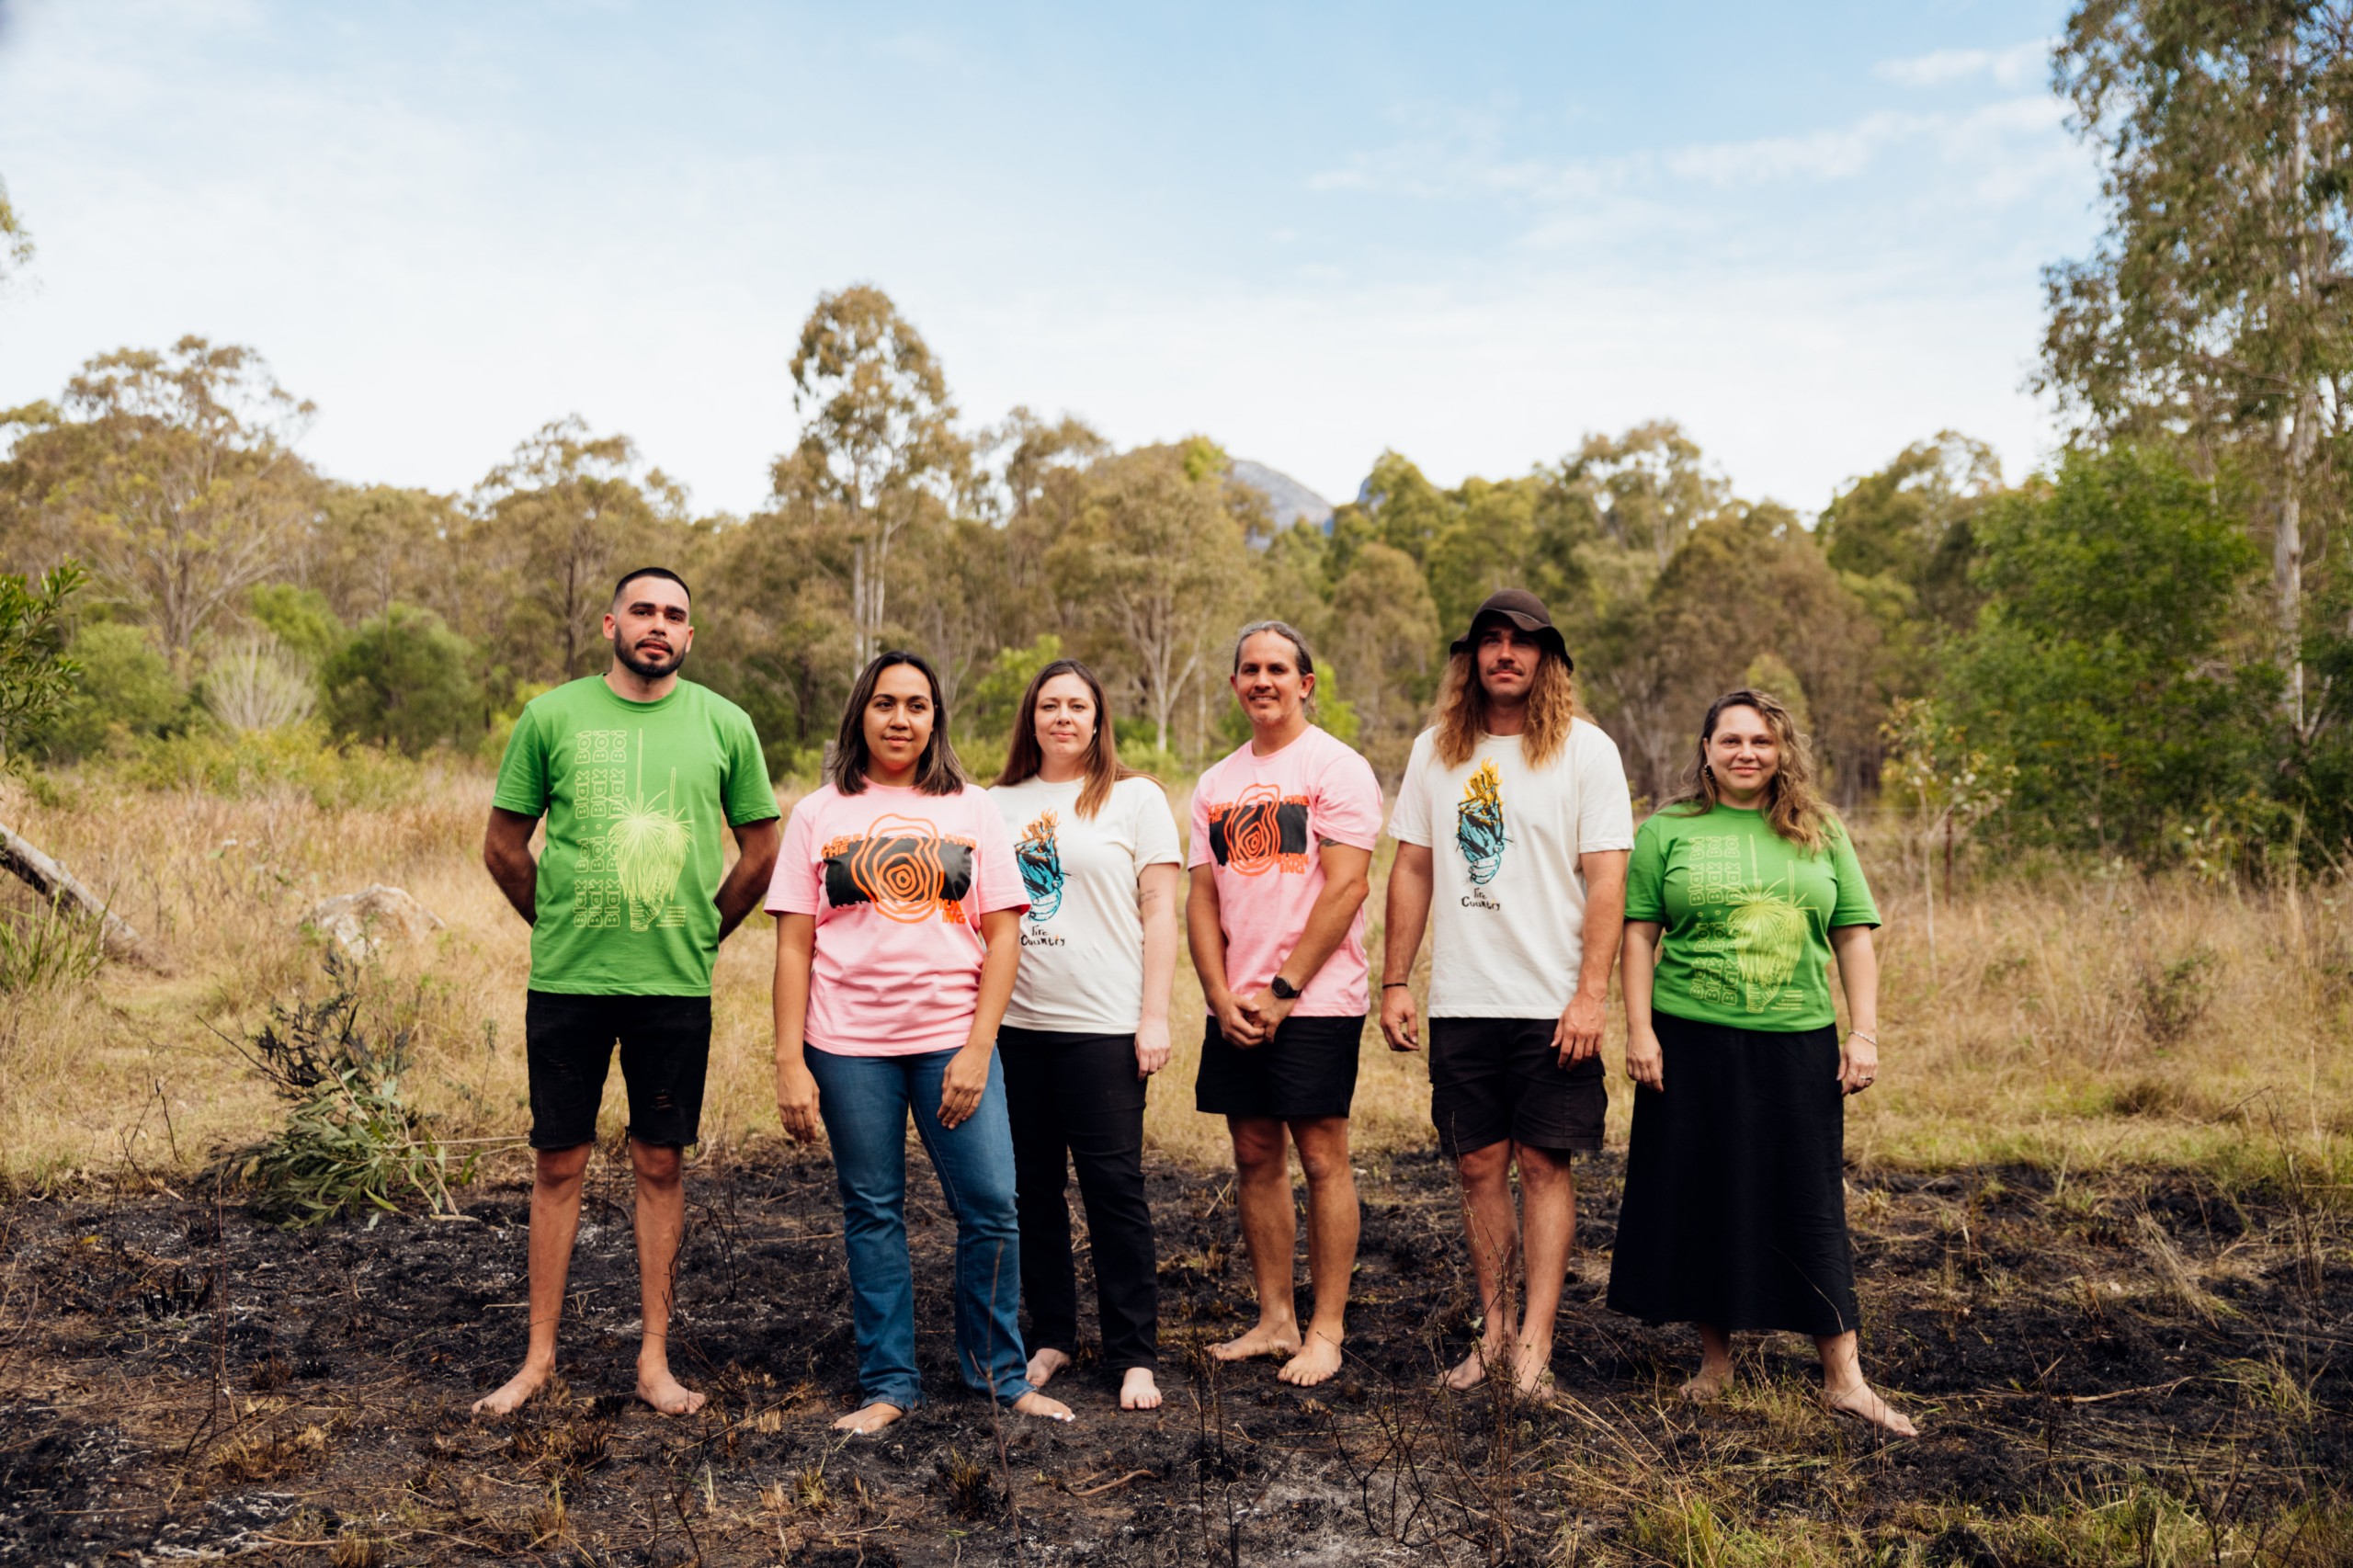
left=0, top=819, right=168, bottom=971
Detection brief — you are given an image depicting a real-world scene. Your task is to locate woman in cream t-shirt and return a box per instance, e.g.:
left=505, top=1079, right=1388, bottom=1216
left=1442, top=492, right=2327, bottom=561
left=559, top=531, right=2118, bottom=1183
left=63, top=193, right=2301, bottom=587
left=990, top=659, right=1182, bottom=1413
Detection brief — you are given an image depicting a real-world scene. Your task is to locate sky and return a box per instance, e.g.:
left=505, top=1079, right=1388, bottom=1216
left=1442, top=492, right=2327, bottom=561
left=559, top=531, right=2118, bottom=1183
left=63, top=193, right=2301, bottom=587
left=0, top=0, right=2097, bottom=518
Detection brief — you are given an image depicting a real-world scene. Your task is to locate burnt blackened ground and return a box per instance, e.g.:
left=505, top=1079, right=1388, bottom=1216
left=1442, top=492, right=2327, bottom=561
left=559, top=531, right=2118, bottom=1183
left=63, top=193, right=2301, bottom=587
left=2, top=1146, right=2347, bottom=1565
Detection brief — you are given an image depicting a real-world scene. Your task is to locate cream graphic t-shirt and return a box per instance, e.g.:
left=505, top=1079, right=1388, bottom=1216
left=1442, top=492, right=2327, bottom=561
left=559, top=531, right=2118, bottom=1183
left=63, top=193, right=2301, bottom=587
left=1387, top=720, right=1635, bottom=1018
left=988, top=775, right=1182, bottom=1035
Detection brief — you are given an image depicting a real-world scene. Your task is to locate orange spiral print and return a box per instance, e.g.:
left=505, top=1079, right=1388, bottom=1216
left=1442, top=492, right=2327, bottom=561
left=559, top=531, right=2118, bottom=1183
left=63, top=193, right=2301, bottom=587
left=848, top=813, right=946, bottom=923
left=1222, top=782, right=1282, bottom=876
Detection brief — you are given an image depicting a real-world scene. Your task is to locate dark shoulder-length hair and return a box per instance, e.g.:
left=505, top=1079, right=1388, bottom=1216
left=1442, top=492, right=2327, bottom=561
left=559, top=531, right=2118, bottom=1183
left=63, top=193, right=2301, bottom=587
left=1665, top=687, right=1836, bottom=851
left=994, top=657, right=1158, bottom=819
left=831, top=650, right=967, bottom=796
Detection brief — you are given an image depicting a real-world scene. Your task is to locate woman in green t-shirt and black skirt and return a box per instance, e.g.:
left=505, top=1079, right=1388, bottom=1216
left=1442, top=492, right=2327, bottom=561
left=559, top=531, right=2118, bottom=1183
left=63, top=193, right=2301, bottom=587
left=1608, top=688, right=1916, bottom=1437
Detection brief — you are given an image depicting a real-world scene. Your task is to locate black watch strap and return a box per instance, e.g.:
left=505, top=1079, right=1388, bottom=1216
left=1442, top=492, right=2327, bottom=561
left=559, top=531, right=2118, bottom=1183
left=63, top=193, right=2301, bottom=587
left=1269, top=974, right=1301, bottom=1000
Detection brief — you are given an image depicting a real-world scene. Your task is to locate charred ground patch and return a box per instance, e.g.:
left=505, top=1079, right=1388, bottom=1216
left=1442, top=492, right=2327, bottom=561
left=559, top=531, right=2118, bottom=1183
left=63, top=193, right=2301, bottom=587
left=1, top=1148, right=2346, bottom=1565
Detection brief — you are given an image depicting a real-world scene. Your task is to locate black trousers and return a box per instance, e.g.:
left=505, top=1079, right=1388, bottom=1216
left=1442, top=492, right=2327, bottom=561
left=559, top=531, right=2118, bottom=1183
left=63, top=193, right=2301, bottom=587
left=997, top=1026, right=1158, bottom=1372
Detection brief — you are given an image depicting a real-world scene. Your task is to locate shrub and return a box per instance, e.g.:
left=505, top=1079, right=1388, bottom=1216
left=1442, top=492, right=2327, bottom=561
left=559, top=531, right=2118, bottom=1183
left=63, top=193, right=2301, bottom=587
left=40, top=619, right=186, bottom=760
left=218, top=960, right=473, bottom=1228
left=127, top=722, right=420, bottom=812
left=322, top=604, right=482, bottom=756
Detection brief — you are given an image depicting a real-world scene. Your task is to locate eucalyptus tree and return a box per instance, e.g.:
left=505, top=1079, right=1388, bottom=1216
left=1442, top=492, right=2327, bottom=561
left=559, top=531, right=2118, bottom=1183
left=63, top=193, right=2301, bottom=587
left=0, top=338, right=320, bottom=658
left=774, top=286, right=969, bottom=674
left=2043, top=2, right=2353, bottom=730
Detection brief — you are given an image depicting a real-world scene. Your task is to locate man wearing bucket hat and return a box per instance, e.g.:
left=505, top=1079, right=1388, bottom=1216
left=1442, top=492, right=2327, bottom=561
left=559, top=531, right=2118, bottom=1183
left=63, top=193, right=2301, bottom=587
left=1380, top=589, right=1633, bottom=1397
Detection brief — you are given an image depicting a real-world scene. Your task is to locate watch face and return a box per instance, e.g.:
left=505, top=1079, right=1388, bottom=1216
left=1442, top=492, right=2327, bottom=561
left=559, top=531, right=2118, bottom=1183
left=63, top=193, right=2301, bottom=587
left=1271, top=976, right=1298, bottom=999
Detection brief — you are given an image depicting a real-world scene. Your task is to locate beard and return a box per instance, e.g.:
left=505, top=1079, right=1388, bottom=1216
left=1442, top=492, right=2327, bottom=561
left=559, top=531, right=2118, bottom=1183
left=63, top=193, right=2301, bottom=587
left=616, top=633, right=685, bottom=680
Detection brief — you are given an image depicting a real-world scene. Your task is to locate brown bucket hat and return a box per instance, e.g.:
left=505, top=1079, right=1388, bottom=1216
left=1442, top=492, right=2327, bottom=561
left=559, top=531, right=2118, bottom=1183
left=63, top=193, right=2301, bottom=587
left=1449, top=587, right=1573, bottom=671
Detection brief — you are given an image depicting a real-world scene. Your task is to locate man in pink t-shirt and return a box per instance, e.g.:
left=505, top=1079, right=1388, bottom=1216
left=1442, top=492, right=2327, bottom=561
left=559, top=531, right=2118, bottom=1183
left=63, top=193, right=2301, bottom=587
left=1188, top=621, right=1382, bottom=1390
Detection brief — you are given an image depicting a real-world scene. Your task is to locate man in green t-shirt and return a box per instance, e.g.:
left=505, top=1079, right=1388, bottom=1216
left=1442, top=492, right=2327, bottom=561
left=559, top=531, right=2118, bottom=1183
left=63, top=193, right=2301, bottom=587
left=472, top=566, right=779, bottom=1419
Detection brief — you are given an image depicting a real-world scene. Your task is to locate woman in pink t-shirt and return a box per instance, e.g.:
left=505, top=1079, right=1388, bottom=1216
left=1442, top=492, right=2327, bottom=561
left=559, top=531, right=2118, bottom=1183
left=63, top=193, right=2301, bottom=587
left=1187, top=620, right=1382, bottom=1390
left=769, top=652, right=1074, bottom=1434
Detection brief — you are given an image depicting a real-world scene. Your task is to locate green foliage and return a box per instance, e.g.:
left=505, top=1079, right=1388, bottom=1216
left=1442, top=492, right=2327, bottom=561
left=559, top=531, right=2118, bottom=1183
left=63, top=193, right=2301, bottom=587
left=0, top=562, right=85, bottom=765
left=127, top=722, right=420, bottom=812
left=40, top=619, right=184, bottom=760
left=0, top=173, right=31, bottom=284
left=244, top=584, right=346, bottom=669
left=965, top=633, right=1063, bottom=742
left=221, top=962, right=472, bottom=1228
left=1944, top=446, right=2278, bottom=864
left=0, top=903, right=107, bottom=994
left=322, top=604, right=482, bottom=756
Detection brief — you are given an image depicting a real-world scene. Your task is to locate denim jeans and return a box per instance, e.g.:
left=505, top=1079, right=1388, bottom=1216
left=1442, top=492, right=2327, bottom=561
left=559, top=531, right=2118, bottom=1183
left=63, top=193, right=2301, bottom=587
left=805, top=1045, right=1031, bottom=1408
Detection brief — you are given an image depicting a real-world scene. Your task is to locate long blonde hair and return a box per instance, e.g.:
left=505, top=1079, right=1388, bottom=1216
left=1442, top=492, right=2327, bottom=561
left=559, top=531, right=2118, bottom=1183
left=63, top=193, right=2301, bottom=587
left=1666, top=687, right=1836, bottom=851
left=1432, top=648, right=1577, bottom=767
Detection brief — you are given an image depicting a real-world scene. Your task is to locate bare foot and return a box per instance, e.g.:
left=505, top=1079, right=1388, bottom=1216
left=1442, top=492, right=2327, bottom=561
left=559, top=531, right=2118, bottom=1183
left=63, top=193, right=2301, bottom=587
left=636, top=1364, right=708, bottom=1417
left=1442, top=1340, right=1509, bottom=1392
left=831, top=1401, right=905, bottom=1436
left=1211, top=1321, right=1302, bottom=1362
left=1678, top=1362, right=1733, bottom=1403
left=1011, top=1391, right=1074, bottom=1423
left=1120, top=1367, right=1163, bottom=1412
left=1026, top=1346, right=1072, bottom=1389
left=1511, top=1345, right=1557, bottom=1402
left=1825, top=1383, right=1918, bottom=1437
left=472, top=1361, right=552, bottom=1417
left=1278, top=1331, right=1344, bottom=1387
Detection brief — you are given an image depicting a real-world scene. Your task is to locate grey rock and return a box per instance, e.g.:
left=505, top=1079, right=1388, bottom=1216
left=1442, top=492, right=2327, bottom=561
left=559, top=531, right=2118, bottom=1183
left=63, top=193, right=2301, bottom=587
left=306, top=884, right=445, bottom=959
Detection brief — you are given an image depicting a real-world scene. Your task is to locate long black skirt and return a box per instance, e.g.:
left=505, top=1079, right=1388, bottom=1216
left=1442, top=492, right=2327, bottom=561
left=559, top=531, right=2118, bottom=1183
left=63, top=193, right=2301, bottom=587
left=1605, top=1012, right=1859, bottom=1337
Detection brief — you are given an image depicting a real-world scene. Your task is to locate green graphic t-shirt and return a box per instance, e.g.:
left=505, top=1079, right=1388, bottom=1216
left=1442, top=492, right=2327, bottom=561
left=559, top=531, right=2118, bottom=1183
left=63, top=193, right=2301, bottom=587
left=1623, top=804, right=1879, bottom=1031
left=493, top=677, right=779, bottom=996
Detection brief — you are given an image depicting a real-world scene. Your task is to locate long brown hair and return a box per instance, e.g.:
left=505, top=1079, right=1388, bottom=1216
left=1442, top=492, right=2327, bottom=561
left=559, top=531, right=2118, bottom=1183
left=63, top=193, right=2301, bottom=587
left=1431, top=645, right=1577, bottom=768
left=1665, top=687, right=1835, bottom=850
left=993, top=658, right=1156, bottom=819
left=831, top=650, right=967, bottom=796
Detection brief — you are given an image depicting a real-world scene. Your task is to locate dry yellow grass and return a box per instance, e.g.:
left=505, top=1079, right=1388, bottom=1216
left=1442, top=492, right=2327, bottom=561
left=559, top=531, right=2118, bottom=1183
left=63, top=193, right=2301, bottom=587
left=1, top=764, right=2347, bottom=1199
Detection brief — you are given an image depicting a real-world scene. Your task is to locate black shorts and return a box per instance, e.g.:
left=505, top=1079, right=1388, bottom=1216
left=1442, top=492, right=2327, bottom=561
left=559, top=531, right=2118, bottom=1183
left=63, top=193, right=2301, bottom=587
left=1194, top=1013, right=1365, bottom=1121
left=1427, top=1016, right=1607, bottom=1160
left=525, top=991, right=712, bottom=1150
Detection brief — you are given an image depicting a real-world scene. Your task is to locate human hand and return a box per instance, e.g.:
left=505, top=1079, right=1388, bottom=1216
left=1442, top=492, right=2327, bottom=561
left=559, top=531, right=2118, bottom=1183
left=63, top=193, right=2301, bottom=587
left=1553, top=992, right=1606, bottom=1065
left=775, top=1058, right=822, bottom=1142
left=1624, top=1026, right=1664, bottom=1092
left=938, top=1044, right=993, bottom=1129
left=1134, top=1016, right=1172, bottom=1079
left=1237, top=986, right=1296, bottom=1040
left=1212, top=992, right=1267, bottom=1049
left=1839, top=1031, right=1879, bottom=1096
left=1380, top=986, right=1420, bottom=1052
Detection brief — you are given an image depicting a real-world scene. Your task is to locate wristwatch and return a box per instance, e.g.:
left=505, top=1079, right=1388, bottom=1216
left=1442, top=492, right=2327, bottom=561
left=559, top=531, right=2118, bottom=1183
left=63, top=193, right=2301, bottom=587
left=1269, top=974, right=1301, bottom=1001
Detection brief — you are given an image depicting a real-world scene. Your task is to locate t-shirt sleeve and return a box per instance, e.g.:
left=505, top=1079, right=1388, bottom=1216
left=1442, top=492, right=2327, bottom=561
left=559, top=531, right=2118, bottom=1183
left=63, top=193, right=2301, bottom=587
left=1187, top=766, right=1216, bottom=869
left=1574, top=727, right=1636, bottom=853
left=1826, top=823, right=1881, bottom=928
left=766, top=798, right=824, bottom=915
left=720, top=709, right=780, bottom=826
left=1131, top=780, right=1182, bottom=868
left=1387, top=733, right=1434, bottom=846
left=1624, top=817, right=1668, bottom=923
left=491, top=704, right=550, bottom=818
left=970, top=794, right=1030, bottom=916
left=1314, top=742, right=1383, bottom=851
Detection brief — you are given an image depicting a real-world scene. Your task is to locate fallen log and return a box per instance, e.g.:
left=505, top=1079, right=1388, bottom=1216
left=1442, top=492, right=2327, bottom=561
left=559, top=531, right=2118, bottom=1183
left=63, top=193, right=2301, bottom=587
left=0, top=817, right=169, bottom=971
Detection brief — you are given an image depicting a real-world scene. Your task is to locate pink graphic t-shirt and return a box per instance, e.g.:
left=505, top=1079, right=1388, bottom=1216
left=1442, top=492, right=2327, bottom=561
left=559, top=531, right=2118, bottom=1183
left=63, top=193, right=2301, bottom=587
left=766, top=782, right=1029, bottom=1056
left=1188, top=725, right=1383, bottom=1017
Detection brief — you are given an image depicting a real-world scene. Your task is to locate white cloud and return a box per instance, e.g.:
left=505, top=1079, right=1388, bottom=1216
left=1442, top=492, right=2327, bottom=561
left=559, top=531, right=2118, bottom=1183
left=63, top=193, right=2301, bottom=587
left=1875, top=40, right=2051, bottom=91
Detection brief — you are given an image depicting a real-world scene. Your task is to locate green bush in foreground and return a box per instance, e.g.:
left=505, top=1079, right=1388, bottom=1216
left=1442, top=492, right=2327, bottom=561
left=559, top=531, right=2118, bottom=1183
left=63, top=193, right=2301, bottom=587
left=220, top=960, right=472, bottom=1229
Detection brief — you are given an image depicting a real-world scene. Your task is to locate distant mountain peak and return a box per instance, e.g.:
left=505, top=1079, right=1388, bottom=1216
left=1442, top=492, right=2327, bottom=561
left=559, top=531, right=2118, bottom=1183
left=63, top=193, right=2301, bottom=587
left=1229, top=460, right=1335, bottom=534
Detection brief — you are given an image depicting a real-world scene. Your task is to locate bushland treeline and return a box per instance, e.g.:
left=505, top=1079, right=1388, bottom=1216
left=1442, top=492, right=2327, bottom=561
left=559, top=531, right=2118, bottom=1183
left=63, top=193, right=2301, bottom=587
left=7, top=6, right=2353, bottom=873
left=0, top=282, right=2346, bottom=878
